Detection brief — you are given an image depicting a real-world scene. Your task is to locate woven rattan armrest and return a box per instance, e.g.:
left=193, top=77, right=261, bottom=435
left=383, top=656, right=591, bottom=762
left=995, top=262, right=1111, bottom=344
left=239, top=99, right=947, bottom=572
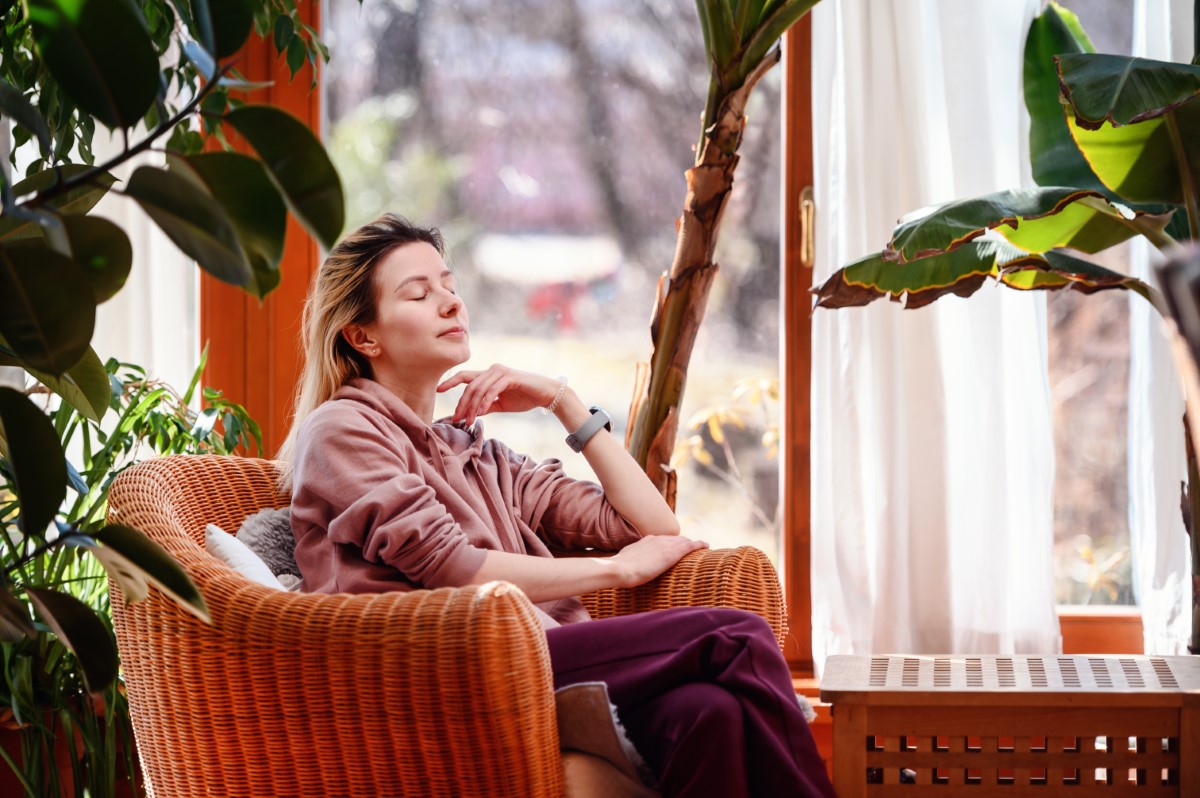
left=579, top=546, right=787, bottom=648
left=113, top=554, right=564, bottom=798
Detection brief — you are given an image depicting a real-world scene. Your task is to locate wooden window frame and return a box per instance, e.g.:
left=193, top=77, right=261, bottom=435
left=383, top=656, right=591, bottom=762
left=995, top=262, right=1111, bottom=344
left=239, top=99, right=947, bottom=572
left=200, top=4, right=323, bottom=458
left=783, top=17, right=815, bottom=676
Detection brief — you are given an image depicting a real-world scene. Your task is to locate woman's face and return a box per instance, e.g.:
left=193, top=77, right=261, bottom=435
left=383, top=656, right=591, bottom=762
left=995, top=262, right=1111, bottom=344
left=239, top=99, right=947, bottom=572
left=352, top=241, right=470, bottom=377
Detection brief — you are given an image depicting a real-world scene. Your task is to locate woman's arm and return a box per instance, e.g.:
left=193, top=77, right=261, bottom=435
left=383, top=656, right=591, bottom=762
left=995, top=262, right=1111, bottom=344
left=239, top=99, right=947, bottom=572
left=469, top=533, right=705, bottom=602
left=550, top=388, right=680, bottom=536
left=438, top=366, right=681, bottom=537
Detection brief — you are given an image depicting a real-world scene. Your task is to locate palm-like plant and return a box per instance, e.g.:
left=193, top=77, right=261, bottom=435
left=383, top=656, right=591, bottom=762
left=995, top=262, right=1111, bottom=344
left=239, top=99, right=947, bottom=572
left=812, top=2, right=1200, bottom=652
left=625, top=0, right=820, bottom=504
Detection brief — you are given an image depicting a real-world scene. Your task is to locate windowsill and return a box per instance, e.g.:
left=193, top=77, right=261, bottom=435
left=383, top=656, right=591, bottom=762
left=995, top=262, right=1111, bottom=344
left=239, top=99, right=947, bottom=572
left=1058, top=606, right=1143, bottom=654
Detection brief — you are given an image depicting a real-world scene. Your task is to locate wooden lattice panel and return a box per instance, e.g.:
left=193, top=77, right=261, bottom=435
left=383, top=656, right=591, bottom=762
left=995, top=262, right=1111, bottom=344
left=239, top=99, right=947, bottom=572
left=820, top=655, right=1200, bottom=798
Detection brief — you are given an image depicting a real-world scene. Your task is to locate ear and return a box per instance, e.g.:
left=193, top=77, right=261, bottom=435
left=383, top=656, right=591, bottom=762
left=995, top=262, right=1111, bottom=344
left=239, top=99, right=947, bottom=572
left=341, top=323, right=378, bottom=358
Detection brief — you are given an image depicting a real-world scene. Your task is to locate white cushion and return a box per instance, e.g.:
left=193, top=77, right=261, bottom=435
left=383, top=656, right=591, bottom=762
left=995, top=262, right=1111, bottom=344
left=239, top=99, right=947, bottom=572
left=205, top=523, right=286, bottom=590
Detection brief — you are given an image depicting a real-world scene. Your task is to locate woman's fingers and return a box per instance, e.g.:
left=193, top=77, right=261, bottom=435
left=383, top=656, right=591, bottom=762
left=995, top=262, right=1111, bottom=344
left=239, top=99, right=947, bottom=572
left=444, top=364, right=560, bottom=423
left=437, top=370, right=480, bottom=393
left=614, top=534, right=708, bottom=586
left=455, top=367, right=507, bottom=422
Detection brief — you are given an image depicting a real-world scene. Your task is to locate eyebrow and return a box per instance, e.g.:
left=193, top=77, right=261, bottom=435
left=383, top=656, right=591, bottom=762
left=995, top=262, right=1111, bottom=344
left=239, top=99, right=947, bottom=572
left=395, top=269, right=454, bottom=293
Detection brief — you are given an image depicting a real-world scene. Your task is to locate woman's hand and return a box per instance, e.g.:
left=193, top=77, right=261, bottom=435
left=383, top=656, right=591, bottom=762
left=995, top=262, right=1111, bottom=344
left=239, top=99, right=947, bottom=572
left=438, top=364, right=562, bottom=424
left=611, top=534, right=708, bottom=588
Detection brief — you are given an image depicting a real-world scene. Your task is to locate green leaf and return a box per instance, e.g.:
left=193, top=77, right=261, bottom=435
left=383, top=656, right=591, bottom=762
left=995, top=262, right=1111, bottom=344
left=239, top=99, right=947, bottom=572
left=1024, top=3, right=1106, bottom=192
left=888, top=187, right=1107, bottom=262
left=26, top=0, right=160, bottom=130
left=738, top=0, right=819, bottom=82
left=1057, top=53, right=1200, bottom=129
left=24, top=347, right=111, bottom=423
left=813, top=240, right=1153, bottom=311
left=87, top=524, right=210, bottom=623
left=707, top=1, right=735, bottom=69
left=997, top=250, right=1157, bottom=304
left=0, top=242, right=95, bottom=373
left=5, top=215, right=132, bottom=303
left=0, top=79, right=51, bottom=155
left=224, top=104, right=345, bottom=250
left=0, top=586, right=36, bottom=642
left=0, top=165, right=117, bottom=241
left=995, top=194, right=1173, bottom=255
left=0, top=387, right=67, bottom=536
left=62, top=215, right=132, bottom=302
left=24, top=587, right=118, bottom=692
left=273, top=13, right=293, bottom=52
left=1068, top=99, right=1200, bottom=206
left=123, top=165, right=253, bottom=288
left=209, top=0, right=254, bottom=58
left=285, top=32, right=305, bottom=75
left=170, top=152, right=286, bottom=298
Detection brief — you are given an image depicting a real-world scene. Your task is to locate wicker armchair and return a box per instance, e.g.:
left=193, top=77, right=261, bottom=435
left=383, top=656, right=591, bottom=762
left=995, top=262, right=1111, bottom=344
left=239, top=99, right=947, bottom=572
left=106, top=455, right=787, bottom=798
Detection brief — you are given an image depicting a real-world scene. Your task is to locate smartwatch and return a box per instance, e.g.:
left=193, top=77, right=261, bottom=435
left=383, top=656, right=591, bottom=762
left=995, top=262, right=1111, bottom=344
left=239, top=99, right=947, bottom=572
left=565, top=406, right=613, bottom=452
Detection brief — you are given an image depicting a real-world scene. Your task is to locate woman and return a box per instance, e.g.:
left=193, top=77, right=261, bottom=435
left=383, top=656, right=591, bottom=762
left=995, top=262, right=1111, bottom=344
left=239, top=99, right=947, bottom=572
left=282, top=214, right=835, bottom=798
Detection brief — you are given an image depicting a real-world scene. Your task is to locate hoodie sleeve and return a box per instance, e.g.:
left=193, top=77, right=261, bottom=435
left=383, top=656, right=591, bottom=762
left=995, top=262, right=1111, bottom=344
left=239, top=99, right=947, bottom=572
left=291, top=405, right=488, bottom=589
left=501, top=445, right=643, bottom=552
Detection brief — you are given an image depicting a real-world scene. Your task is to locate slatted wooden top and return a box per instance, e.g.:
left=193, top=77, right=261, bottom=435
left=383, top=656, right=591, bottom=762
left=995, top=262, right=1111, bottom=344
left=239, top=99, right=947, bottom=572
left=820, top=655, right=1200, bottom=707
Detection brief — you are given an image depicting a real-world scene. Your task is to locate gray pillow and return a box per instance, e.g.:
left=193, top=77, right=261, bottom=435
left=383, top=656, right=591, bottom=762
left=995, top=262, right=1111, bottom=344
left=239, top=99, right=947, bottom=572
left=236, top=507, right=300, bottom=577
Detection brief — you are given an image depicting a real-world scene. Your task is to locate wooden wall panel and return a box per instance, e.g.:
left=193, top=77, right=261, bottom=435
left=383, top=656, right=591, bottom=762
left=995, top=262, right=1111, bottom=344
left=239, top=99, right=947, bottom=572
left=783, top=17, right=815, bottom=675
left=200, top=4, right=323, bottom=457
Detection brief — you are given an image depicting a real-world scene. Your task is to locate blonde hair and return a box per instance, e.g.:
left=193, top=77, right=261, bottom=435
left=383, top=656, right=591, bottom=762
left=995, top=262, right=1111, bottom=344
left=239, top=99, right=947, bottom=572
left=278, top=213, right=444, bottom=485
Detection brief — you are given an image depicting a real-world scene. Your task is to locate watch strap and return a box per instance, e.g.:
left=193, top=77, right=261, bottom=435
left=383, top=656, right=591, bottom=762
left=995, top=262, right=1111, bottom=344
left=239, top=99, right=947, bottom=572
left=566, top=406, right=612, bottom=452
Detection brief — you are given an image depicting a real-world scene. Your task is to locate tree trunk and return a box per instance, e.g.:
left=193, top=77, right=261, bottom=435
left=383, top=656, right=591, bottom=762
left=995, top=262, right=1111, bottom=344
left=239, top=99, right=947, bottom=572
left=626, top=49, right=782, bottom=504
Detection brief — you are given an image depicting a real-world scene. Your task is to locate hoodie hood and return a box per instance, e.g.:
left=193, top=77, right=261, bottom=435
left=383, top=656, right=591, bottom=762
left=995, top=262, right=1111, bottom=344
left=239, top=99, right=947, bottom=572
left=335, top=377, right=485, bottom=476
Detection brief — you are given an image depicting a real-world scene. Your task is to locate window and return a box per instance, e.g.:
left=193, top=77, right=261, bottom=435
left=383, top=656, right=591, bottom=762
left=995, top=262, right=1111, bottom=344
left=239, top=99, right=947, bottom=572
left=1047, top=0, right=1138, bottom=607
left=322, top=0, right=786, bottom=562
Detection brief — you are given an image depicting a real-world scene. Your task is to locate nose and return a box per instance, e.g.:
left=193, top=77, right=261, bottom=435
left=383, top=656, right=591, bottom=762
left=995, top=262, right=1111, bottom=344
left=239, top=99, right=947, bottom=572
left=441, top=289, right=463, bottom=316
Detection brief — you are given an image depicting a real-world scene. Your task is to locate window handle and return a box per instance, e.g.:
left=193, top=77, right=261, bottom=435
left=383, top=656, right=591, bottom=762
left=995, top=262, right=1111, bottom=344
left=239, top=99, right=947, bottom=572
left=799, top=185, right=815, bottom=269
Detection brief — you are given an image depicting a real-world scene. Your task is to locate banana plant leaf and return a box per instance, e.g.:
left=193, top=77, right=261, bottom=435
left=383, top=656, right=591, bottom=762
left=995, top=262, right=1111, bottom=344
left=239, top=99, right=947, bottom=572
left=1024, top=3, right=1106, bottom=193
left=813, top=240, right=1154, bottom=311
left=1057, top=53, right=1200, bottom=129
left=886, top=187, right=1168, bottom=263
left=1067, top=97, right=1200, bottom=208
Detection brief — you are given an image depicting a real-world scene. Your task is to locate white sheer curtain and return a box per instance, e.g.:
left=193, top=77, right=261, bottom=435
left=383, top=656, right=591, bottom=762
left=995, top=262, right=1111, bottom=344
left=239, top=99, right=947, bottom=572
left=89, top=132, right=199, bottom=395
left=1128, top=0, right=1193, bottom=655
left=809, top=0, right=1061, bottom=672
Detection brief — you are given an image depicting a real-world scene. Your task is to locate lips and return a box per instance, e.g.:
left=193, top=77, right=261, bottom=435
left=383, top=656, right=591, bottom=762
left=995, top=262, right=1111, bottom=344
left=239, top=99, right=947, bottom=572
left=439, top=326, right=467, bottom=338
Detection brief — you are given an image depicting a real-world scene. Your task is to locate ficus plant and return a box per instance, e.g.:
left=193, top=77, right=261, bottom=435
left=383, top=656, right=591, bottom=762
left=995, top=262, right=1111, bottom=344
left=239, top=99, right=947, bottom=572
left=1, top=353, right=261, bottom=798
left=812, top=2, right=1200, bottom=652
left=0, top=0, right=345, bottom=743
left=625, top=0, right=821, bottom=506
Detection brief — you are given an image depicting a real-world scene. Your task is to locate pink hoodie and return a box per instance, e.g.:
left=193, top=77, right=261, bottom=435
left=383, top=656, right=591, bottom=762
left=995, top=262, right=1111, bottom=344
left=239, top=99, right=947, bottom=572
left=289, top=378, right=643, bottom=626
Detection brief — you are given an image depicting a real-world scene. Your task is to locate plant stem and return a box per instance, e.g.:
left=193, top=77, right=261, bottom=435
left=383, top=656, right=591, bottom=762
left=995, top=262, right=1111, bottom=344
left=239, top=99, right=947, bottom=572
left=1166, top=109, right=1200, bottom=241
left=24, top=63, right=235, bottom=208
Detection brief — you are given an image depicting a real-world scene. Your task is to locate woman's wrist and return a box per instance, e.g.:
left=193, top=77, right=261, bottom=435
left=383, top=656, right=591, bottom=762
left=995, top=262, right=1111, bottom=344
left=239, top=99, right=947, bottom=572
left=552, top=389, right=591, bottom=432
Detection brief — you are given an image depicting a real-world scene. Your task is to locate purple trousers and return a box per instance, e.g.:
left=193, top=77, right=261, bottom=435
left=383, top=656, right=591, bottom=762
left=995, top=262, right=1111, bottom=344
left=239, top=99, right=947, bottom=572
left=545, top=607, right=836, bottom=798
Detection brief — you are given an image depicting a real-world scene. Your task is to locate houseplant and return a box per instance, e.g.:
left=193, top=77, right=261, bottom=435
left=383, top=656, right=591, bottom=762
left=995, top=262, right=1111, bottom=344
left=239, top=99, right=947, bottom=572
left=0, top=0, right=342, bottom=672
left=1, top=354, right=261, bottom=797
left=0, top=0, right=344, bottom=792
left=625, top=0, right=821, bottom=504
left=811, top=2, right=1200, bottom=651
